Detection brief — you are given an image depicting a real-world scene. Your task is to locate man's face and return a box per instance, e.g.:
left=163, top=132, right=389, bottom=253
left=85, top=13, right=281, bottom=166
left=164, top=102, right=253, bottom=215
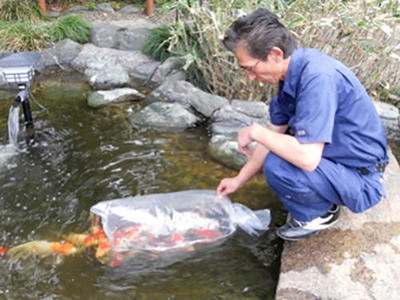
left=235, top=45, right=286, bottom=85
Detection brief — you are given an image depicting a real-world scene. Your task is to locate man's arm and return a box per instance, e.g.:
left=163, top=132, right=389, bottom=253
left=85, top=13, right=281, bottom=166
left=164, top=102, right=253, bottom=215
left=238, top=124, right=324, bottom=171
left=217, top=124, right=287, bottom=196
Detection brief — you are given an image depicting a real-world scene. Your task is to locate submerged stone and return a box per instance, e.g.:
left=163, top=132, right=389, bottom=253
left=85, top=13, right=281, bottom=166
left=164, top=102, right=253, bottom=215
left=88, top=88, right=145, bottom=108
left=127, top=102, right=199, bottom=132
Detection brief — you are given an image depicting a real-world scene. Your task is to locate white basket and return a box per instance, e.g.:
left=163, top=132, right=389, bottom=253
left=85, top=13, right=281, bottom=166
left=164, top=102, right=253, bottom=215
left=1, top=66, right=35, bottom=85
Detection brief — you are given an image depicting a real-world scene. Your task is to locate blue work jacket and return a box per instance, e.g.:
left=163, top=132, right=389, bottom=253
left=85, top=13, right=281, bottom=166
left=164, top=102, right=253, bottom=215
left=269, top=48, right=389, bottom=168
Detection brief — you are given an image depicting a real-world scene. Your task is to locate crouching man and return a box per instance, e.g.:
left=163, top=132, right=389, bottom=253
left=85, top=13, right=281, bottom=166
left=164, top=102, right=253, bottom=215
left=217, top=8, right=388, bottom=241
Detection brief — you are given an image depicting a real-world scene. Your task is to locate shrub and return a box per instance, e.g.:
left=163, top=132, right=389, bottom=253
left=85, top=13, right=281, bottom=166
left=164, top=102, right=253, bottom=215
left=144, top=0, right=400, bottom=102
left=0, top=14, right=90, bottom=51
left=0, top=21, right=49, bottom=51
left=49, top=14, right=91, bottom=44
left=0, top=0, right=44, bottom=23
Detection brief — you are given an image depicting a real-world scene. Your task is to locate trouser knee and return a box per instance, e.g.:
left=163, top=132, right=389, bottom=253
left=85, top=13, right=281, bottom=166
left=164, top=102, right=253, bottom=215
left=263, top=152, right=288, bottom=193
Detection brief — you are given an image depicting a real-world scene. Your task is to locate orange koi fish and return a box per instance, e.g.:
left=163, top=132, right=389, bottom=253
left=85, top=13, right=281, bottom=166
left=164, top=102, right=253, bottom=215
left=0, top=247, right=7, bottom=256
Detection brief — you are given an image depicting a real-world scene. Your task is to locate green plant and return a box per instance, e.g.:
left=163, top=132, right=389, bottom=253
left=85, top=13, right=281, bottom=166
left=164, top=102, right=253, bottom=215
left=49, top=14, right=91, bottom=44
left=142, top=25, right=175, bottom=61
left=0, top=13, right=90, bottom=51
left=84, top=1, right=97, bottom=10
left=0, top=0, right=43, bottom=23
left=0, top=21, right=49, bottom=51
left=144, top=0, right=400, bottom=103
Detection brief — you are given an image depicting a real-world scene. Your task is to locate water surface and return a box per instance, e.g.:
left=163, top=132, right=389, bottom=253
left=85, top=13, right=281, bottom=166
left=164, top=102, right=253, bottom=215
left=0, top=71, right=285, bottom=299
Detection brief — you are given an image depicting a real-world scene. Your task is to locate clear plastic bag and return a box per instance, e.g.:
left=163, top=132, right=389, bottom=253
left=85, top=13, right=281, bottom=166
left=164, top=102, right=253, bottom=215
left=90, top=190, right=270, bottom=253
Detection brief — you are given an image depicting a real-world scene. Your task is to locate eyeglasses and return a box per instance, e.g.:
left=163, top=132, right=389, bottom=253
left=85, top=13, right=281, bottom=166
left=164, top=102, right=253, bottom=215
left=239, top=60, right=260, bottom=74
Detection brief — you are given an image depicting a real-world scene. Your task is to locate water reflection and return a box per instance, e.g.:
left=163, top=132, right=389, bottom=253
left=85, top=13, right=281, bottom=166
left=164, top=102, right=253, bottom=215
left=0, top=72, right=284, bottom=299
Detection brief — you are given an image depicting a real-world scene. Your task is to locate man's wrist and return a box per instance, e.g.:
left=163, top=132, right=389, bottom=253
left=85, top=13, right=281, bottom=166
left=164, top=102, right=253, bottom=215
left=250, top=123, right=262, bottom=142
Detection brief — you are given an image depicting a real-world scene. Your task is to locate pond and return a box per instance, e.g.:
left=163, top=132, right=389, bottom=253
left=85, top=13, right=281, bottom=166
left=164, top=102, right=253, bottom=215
left=0, top=71, right=285, bottom=299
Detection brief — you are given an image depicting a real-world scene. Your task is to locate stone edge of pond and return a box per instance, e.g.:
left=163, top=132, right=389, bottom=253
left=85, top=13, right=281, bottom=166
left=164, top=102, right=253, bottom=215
left=275, top=149, right=400, bottom=300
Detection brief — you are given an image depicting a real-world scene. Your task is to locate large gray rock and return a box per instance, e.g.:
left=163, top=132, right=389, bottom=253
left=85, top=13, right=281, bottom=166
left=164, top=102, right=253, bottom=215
left=275, top=150, right=400, bottom=299
left=146, top=80, right=229, bottom=118
left=208, top=135, right=249, bottom=170
left=129, top=57, right=186, bottom=90
left=87, top=88, right=145, bottom=108
left=210, top=120, right=247, bottom=138
left=36, top=39, right=82, bottom=71
left=127, top=102, right=199, bottom=131
left=91, top=19, right=159, bottom=51
left=90, top=23, right=120, bottom=49
left=211, top=101, right=269, bottom=126
left=96, top=2, right=114, bottom=14
left=115, top=27, right=150, bottom=51
left=210, top=101, right=270, bottom=137
left=71, top=43, right=152, bottom=89
left=373, top=101, right=400, bottom=140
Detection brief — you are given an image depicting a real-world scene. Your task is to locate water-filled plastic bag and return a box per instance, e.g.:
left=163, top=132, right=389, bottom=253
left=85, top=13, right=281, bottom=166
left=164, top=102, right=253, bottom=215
left=90, top=190, right=270, bottom=253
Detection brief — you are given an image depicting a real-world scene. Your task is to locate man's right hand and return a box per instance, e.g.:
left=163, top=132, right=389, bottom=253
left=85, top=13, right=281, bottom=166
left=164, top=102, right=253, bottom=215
left=217, top=177, right=242, bottom=197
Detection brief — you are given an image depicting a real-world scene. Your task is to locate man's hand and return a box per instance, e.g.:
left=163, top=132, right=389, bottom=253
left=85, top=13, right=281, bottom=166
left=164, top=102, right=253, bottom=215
left=217, top=177, right=243, bottom=197
left=238, top=124, right=259, bottom=155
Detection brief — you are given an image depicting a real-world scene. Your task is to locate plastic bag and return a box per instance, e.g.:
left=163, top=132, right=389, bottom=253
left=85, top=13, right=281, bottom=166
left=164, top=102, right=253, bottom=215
left=90, top=190, right=270, bottom=253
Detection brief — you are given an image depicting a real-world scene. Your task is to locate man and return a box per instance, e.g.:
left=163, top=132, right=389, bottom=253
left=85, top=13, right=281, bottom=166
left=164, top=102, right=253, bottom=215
left=217, top=8, right=389, bottom=241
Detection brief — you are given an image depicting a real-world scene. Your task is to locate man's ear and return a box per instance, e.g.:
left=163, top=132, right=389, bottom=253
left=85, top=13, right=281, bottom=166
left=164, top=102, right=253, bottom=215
left=269, top=47, right=284, bottom=62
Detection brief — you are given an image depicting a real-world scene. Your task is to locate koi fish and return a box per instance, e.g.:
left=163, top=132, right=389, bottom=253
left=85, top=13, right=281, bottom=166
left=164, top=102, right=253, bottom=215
left=95, top=240, right=111, bottom=259
left=192, top=229, right=221, bottom=240
left=63, top=228, right=107, bottom=247
left=0, top=247, right=7, bottom=256
left=112, top=225, right=141, bottom=248
left=8, top=241, right=78, bottom=259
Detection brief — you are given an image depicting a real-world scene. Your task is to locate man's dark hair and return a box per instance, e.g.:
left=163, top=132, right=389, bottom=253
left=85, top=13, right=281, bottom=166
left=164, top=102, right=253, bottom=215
left=223, top=8, right=297, bottom=60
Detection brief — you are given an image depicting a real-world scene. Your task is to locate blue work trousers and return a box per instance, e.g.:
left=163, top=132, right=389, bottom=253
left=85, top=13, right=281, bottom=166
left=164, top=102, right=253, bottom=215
left=263, top=153, right=386, bottom=222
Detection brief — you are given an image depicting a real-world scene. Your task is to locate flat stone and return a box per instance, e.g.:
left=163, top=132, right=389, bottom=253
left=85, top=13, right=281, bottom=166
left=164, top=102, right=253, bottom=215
left=87, top=88, right=144, bottom=108
left=127, top=102, right=199, bottom=132
left=275, top=149, right=400, bottom=300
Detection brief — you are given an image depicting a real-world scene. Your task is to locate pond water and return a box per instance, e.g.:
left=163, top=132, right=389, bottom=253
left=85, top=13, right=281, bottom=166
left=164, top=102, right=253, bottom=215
left=0, top=71, right=285, bottom=299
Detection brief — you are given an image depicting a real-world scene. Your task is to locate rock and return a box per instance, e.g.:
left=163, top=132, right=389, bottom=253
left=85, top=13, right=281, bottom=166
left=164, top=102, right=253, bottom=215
left=96, top=3, right=114, bottom=14
left=119, top=5, right=143, bottom=14
left=70, top=43, right=152, bottom=89
left=210, top=102, right=269, bottom=137
left=275, top=150, right=400, bottom=300
left=90, top=19, right=159, bottom=51
left=36, top=39, right=82, bottom=71
left=208, top=135, right=249, bottom=170
left=129, top=57, right=186, bottom=89
left=64, top=5, right=89, bottom=13
left=90, top=23, right=120, bottom=49
left=373, top=101, right=400, bottom=140
left=146, top=80, right=229, bottom=118
left=231, top=99, right=269, bottom=118
left=115, top=27, right=150, bottom=51
left=87, top=88, right=145, bottom=108
left=210, top=120, right=246, bottom=138
left=127, top=102, right=199, bottom=131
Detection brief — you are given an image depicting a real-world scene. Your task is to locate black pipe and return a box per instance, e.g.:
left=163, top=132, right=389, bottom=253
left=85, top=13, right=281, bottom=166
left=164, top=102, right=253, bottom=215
left=13, top=88, right=34, bottom=128
left=22, top=98, right=33, bottom=129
